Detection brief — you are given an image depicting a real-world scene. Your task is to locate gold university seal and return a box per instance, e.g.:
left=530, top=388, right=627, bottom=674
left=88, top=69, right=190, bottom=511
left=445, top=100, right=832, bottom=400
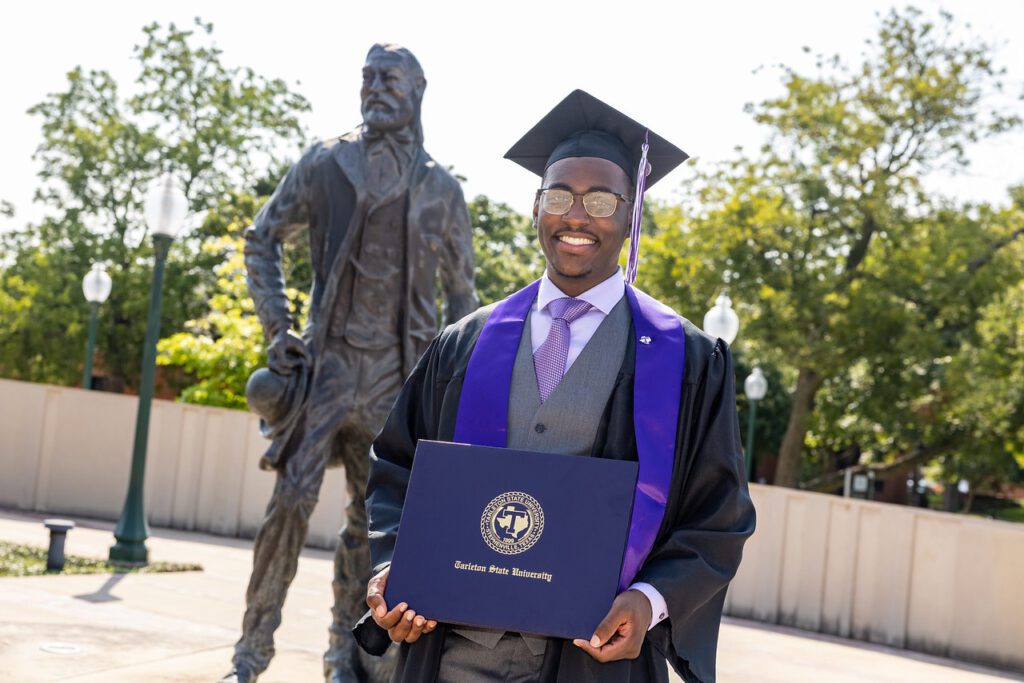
left=480, top=491, right=545, bottom=555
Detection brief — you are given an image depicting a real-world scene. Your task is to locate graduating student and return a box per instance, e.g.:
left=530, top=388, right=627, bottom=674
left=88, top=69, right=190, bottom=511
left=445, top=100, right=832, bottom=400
left=354, top=90, right=757, bottom=683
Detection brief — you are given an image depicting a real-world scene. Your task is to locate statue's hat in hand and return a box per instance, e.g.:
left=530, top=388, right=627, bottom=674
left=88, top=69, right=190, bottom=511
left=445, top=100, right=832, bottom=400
left=246, top=361, right=310, bottom=449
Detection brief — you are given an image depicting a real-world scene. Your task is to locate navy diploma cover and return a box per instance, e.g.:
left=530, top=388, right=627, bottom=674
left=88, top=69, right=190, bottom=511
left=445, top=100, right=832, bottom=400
left=384, top=440, right=638, bottom=640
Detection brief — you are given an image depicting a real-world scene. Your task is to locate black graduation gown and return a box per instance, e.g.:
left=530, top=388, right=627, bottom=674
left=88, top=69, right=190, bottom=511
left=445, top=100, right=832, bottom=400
left=353, top=302, right=757, bottom=683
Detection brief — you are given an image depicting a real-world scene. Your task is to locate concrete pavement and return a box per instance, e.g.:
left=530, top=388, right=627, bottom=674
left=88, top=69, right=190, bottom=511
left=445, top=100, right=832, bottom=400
left=0, top=508, right=1021, bottom=683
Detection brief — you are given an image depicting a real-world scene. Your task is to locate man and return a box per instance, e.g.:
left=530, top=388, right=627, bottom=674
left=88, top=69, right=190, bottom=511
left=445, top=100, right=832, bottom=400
left=225, top=44, right=476, bottom=683
left=353, top=90, right=757, bottom=682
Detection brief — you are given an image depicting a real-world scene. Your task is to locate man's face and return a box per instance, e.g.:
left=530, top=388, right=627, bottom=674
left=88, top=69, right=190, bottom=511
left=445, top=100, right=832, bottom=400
left=360, top=55, right=419, bottom=132
left=534, top=156, right=632, bottom=297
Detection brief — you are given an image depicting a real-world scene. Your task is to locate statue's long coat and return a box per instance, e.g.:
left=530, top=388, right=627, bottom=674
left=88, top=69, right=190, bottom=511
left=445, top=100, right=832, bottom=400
left=244, top=131, right=477, bottom=469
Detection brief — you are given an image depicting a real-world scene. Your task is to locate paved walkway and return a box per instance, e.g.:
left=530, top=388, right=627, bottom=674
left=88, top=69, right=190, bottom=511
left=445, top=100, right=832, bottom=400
left=1, top=509, right=1021, bottom=683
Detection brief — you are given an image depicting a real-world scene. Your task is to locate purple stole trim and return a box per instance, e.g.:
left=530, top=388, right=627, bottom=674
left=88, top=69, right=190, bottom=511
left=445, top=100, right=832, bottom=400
left=453, top=280, right=685, bottom=591
left=619, top=286, right=685, bottom=589
left=453, top=279, right=541, bottom=447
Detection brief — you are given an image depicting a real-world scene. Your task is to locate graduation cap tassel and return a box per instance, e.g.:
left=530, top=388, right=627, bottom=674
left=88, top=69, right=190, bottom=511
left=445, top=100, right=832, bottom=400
left=625, top=130, right=650, bottom=285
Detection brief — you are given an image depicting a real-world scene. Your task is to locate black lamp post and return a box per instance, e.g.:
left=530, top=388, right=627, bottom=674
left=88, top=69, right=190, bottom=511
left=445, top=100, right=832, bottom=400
left=81, top=262, right=112, bottom=389
left=743, top=367, right=768, bottom=480
left=109, top=172, right=189, bottom=566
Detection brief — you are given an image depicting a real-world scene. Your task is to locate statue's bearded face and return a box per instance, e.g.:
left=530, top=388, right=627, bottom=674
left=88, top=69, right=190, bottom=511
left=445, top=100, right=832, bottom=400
left=360, top=55, right=420, bottom=133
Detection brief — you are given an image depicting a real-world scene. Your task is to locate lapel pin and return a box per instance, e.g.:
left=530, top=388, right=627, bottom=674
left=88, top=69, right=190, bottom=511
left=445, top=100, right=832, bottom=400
left=639, top=335, right=652, bottom=345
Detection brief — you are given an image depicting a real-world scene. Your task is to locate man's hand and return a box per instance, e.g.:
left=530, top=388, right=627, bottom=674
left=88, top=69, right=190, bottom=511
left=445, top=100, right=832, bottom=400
left=366, top=566, right=438, bottom=643
left=267, top=330, right=310, bottom=376
left=572, top=589, right=652, bottom=663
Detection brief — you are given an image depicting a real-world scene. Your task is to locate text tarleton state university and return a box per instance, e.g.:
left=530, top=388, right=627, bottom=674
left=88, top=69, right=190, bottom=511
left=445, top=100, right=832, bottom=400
left=453, top=560, right=553, bottom=583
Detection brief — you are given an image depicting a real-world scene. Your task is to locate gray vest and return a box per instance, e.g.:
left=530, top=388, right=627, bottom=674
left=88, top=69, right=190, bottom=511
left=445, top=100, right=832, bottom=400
left=507, top=297, right=631, bottom=455
left=452, top=296, right=631, bottom=653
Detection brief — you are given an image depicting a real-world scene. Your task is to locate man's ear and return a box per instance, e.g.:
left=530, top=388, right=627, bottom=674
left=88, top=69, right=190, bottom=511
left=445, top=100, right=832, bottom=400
left=532, top=199, right=540, bottom=228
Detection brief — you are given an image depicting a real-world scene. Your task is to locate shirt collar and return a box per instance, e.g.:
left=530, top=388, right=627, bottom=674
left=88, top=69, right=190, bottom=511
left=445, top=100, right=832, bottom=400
left=537, top=267, right=626, bottom=315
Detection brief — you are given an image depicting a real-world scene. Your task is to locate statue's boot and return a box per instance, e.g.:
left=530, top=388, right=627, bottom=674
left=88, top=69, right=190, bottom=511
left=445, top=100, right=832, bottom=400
left=323, top=623, right=361, bottom=683
left=325, top=520, right=388, bottom=682
left=218, top=665, right=258, bottom=683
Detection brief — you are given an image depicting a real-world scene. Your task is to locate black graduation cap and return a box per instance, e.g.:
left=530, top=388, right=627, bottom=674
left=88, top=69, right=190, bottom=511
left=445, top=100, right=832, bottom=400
left=503, top=89, right=688, bottom=188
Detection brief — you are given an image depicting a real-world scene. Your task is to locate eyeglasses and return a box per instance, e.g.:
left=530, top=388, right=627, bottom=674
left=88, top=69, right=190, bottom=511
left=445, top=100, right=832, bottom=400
left=536, top=188, right=632, bottom=219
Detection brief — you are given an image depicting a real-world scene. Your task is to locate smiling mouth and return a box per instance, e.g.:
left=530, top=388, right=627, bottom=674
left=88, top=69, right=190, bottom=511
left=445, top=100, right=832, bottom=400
left=556, top=233, right=597, bottom=247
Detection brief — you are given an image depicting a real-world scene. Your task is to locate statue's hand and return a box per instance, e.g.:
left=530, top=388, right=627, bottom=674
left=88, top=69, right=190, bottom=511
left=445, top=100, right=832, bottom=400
left=267, top=330, right=310, bottom=376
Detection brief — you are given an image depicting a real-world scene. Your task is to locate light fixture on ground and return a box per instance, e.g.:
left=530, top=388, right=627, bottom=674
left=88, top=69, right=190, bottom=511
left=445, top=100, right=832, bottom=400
left=743, top=366, right=768, bottom=480
left=703, top=292, right=740, bottom=345
left=109, top=171, right=189, bottom=566
left=81, top=262, right=112, bottom=389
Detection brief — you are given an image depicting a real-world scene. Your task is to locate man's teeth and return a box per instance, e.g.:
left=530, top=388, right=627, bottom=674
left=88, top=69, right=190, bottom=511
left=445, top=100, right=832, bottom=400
left=558, top=235, right=596, bottom=246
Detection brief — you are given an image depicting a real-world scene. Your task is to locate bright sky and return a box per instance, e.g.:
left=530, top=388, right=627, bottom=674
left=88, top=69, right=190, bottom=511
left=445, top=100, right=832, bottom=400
left=1, top=0, right=1021, bottom=234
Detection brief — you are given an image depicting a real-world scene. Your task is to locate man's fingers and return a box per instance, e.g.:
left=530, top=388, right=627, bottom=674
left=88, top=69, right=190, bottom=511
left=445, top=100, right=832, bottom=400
left=573, top=633, right=631, bottom=663
left=404, top=614, right=429, bottom=643
left=366, top=591, right=387, bottom=618
left=366, top=568, right=391, bottom=619
left=389, top=608, right=417, bottom=642
left=590, top=602, right=627, bottom=648
left=575, top=593, right=643, bottom=663
left=377, top=603, right=406, bottom=629
left=572, top=638, right=611, bottom=663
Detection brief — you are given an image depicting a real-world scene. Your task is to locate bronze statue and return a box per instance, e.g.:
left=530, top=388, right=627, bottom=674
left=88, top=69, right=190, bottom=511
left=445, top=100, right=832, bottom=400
left=224, top=43, right=476, bottom=683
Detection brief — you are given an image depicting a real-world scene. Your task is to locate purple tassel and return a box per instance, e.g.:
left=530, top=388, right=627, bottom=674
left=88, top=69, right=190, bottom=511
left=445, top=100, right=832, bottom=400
left=625, top=130, right=650, bottom=284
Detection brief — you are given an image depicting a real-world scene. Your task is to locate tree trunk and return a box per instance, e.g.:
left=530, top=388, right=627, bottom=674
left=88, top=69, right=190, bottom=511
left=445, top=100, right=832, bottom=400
left=801, top=443, right=951, bottom=493
left=961, top=487, right=976, bottom=514
left=773, top=367, right=823, bottom=488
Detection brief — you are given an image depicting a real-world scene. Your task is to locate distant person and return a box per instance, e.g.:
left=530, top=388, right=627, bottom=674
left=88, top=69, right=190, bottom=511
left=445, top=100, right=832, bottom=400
left=355, top=90, right=756, bottom=682
left=225, top=44, right=475, bottom=683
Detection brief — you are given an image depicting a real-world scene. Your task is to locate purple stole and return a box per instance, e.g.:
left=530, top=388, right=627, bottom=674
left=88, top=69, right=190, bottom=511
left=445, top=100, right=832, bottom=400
left=453, top=279, right=685, bottom=590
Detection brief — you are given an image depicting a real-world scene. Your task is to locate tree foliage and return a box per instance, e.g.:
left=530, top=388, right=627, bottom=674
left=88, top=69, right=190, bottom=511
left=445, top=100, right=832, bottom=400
left=470, top=195, right=545, bottom=305
left=155, top=234, right=308, bottom=409
left=0, top=19, right=307, bottom=391
left=940, top=241, right=1024, bottom=491
left=154, top=188, right=309, bottom=409
left=642, top=7, right=1024, bottom=488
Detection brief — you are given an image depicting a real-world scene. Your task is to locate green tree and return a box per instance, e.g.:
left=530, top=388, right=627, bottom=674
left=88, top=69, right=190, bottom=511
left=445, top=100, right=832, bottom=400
left=0, top=18, right=307, bottom=391
left=642, top=7, right=1023, bottom=488
left=802, top=193, right=1024, bottom=487
left=939, top=248, right=1024, bottom=507
left=154, top=187, right=310, bottom=408
left=469, top=195, right=545, bottom=305
left=156, top=234, right=309, bottom=409
left=155, top=236, right=263, bottom=408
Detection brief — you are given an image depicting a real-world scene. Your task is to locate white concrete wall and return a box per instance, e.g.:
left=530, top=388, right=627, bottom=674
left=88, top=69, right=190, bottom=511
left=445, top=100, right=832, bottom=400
left=3, top=378, right=1023, bottom=672
left=726, top=484, right=1024, bottom=673
left=0, top=378, right=348, bottom=548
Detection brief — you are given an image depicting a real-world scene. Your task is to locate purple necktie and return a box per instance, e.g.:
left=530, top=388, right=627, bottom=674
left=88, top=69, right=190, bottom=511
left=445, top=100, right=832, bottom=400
left=534, top=297, right=593, bottom=403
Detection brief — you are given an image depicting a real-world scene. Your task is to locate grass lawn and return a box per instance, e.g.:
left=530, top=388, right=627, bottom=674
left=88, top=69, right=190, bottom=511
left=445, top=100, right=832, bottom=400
left=0, top=541, right=202, bottom=577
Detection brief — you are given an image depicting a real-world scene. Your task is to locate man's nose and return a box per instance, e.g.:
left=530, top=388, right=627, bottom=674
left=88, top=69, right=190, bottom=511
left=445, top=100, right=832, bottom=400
left=561, top=196, right=590, bottom=227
